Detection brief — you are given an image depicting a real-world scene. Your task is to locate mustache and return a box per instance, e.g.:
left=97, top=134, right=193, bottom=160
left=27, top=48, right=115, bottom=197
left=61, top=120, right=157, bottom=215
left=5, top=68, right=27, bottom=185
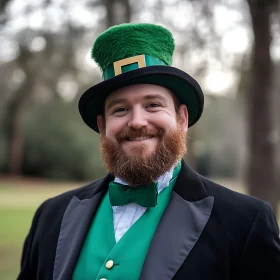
left=116, top=128, right=164, bottom=141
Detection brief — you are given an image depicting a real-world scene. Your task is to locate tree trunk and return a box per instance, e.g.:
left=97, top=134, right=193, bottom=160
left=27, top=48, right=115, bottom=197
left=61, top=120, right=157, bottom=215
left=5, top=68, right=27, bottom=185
left=246, top=0, right=278, bottom=212
left=5, top=46, right=34, bottom=175
left=120, top=0, right=131, bottom=23
left=7, top=97, right=25, bottom=175
left=103, top=0, right=131, bottom=28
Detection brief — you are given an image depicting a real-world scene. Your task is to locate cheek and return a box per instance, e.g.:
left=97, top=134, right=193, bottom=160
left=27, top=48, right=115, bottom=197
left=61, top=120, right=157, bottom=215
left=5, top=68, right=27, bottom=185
left=105, top=119, right=124, bottom=138
left=151, top=115, right=177, bottom=130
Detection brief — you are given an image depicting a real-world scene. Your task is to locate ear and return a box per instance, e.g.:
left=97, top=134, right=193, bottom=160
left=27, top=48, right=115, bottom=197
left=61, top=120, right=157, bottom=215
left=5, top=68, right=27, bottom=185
left=97, top=115, right=105, bottom=134
left=178, top=104, right=188, bottom=132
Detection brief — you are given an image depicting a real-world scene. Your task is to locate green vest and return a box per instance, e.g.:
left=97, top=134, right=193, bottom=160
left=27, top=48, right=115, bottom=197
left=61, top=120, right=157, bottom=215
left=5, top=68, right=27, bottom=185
left=73, top=163, right=181, bottom=280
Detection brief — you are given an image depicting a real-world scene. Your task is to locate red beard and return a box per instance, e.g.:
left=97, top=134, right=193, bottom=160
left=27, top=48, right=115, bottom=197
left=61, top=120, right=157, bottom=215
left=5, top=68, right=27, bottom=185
left=100, top=120, right=187, bottom=186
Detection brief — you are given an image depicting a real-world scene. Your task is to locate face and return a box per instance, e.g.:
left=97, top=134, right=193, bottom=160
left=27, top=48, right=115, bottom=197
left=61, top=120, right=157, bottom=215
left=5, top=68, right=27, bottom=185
left=97, top=84, right=188, bottom=185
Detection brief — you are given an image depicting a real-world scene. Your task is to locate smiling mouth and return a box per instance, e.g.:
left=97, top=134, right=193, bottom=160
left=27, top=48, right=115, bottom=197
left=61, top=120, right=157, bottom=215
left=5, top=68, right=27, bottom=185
left=126, top=136, right=154, bottom=141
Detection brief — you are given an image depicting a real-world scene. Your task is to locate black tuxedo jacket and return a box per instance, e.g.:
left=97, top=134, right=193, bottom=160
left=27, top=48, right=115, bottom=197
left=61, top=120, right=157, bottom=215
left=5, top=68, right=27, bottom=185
left=18, top=161, right=280, bottom=280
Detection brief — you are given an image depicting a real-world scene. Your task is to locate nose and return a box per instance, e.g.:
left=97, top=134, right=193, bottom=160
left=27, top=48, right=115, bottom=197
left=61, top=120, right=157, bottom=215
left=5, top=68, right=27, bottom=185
left=128, top=108, right=148, bottom=129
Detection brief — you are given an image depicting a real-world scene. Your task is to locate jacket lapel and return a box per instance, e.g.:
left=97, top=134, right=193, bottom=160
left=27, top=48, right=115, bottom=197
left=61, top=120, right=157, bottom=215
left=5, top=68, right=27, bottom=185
left=53, top=174, right=113, bottom=280
left=140, top=161, right=214, bottom=280
left=53, top=161, right=213, bottom=280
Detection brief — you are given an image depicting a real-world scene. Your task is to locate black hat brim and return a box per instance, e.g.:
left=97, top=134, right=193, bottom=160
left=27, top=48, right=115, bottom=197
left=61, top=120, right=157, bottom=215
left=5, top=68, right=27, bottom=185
left=79, top=65, right=204, bottom=132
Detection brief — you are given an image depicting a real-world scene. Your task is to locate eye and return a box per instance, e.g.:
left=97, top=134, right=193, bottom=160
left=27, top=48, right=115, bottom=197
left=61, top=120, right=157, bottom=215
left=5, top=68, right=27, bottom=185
left=112, top=107, right=128, bottom=115
left=147, top=103, right=160, bottom=108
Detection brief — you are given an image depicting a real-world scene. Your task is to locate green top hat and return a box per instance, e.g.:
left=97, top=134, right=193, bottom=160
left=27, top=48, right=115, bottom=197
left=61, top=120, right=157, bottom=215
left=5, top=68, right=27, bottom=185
left=79, top=23, right=204, bottom=132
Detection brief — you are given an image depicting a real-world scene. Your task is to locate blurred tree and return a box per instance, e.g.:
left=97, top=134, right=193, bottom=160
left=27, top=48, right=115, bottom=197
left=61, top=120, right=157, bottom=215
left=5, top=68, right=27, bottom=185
left=5, top=45, right=35, bottom=175
left=103, top=0, right=131, bottom=27
left=3, top=29, right=80, bottom=175
left=273, top=63, right=280, bottom=190
left=246, top=0, right=279, bottom=211
left=22, top=100, right=106, bottom=181
left=1, top=1, right=85, bottom=175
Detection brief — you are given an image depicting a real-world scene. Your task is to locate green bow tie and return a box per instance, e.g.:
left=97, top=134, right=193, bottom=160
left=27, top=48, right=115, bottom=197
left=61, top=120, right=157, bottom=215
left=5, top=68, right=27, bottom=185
left=109, top=181, right=158, bottom=207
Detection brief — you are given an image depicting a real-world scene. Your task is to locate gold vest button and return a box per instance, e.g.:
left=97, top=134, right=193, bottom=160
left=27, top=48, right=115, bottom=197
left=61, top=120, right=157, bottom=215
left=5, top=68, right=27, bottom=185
left=105, top=260, right=114, bottom=269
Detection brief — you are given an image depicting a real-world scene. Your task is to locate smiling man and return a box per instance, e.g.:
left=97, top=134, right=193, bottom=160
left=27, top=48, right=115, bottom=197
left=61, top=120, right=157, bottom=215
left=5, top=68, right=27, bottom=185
left=98, top=84, right=188, bottom=186
left=18, top=23, right=280, bottom=280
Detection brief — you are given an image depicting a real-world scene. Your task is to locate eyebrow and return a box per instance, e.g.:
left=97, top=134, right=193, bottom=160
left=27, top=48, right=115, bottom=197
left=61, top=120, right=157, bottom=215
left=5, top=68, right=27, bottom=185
left=143, top=94, right=167, bottom=103
left=106, top=94, right=168, bottom=111
left=106, top=98, right=127, bottom=112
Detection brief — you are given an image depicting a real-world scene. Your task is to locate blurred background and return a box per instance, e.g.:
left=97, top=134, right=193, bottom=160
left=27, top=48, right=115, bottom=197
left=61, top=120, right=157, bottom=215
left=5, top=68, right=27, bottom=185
left=0, top=0, right=279, bottom=278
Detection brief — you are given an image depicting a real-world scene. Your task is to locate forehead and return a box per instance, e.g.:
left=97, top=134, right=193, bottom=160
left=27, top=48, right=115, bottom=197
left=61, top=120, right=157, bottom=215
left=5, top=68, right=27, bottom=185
left=105, top=84, right=175, bottom=108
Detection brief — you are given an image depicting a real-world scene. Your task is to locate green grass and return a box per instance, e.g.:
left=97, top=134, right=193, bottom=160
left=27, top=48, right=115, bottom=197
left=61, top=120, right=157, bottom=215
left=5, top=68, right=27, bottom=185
left=0, top=208, right=35, bottom=279
left=0, top=208, right=35, bottom=246
left=0, top=178, right=279, bottom=280
left=0, top=179, right=78, bottom=280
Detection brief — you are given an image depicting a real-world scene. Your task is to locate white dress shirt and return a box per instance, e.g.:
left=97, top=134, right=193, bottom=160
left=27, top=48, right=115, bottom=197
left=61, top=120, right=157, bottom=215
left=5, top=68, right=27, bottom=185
left=112, top=166, right=175, bottom=242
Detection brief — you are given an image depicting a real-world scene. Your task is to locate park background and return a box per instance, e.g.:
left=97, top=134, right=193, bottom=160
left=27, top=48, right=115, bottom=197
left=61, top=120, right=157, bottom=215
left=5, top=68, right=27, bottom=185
left=0, top=0, right=280, bottom=279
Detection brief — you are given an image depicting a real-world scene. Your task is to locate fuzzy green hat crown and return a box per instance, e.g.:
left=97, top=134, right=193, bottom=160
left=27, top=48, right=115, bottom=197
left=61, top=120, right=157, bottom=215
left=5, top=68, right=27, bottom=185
left=92, top=23, right=175, bottom=77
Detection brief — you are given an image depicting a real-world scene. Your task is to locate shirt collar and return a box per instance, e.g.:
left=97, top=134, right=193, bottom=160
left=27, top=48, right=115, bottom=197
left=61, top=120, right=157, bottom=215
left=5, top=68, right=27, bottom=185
left=114, top=165, right=175, bottom=195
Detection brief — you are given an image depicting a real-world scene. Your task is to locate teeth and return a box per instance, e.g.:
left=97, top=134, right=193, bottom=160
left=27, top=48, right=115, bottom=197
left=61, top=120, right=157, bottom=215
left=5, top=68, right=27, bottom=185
left=129, top=136, right=151, bottom=141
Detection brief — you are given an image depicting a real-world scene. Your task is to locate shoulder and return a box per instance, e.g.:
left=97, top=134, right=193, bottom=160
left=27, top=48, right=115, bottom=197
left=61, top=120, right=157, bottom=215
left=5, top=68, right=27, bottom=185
left=200, top=175, right=265, bottom=211
left=36, top=176, right=108, bottom=218
left=199, top=175, right=277, bottom=229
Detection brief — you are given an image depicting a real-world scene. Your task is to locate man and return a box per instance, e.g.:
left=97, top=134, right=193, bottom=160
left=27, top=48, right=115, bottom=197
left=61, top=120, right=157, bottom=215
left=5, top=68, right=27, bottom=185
left=18, top=23, right=280, bottom=280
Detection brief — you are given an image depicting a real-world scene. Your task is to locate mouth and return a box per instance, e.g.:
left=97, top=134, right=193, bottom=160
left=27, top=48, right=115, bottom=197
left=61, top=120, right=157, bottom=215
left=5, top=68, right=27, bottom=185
left=126, top=136, right=154, bottom=141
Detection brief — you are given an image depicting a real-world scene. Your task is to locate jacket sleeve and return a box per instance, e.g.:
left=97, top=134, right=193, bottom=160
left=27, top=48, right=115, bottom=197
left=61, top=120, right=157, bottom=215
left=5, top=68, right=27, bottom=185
left=240, top=201, right=280, bottom=278
left=17, top=201, right=46, bottom=280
